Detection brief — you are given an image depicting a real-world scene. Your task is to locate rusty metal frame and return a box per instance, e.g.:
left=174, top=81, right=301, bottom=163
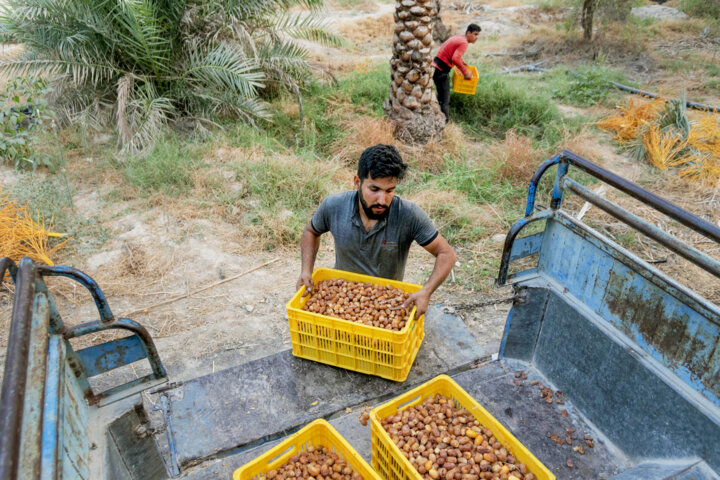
left=500, top=151, right=720, bottom=286
left=0, top=257, right=168, bottom=478
left=0, top=258, right=36, bottom=480
left=37, top=264, right=167, bottom=405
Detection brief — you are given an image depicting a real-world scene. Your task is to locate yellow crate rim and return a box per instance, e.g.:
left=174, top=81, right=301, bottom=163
left=369, top=374, right=556, bottom=480
left=233, top=419, right=381, bottom=480
left=286, top=268, right=424, bottom=340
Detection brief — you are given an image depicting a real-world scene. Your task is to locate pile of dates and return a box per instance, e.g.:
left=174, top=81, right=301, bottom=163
left=380, top=394, right=537, bottom=480
left=302, top=279, right=412, bottom=331
left=265, top=445, right=363, bottom=480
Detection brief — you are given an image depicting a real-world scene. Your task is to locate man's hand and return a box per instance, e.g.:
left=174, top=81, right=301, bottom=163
left=464, top=72, right=473, bottom=81
left=402, top=288, right=431, bottom=317
left=296, top=272, right=314, bottom=296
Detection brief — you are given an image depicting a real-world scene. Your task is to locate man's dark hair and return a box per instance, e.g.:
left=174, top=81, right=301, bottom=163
left=466, top=23, right=481, bottom=33
left=357, top=144, right=408, bottom=181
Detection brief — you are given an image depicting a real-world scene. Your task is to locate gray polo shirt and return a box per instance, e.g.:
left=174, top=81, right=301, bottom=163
left=311, top=191, right=439, bottom=281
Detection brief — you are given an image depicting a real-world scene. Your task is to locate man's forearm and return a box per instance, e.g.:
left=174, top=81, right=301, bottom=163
left=300, top=228, right=321, bottom=275
left=421, top=248, right=456, bottom=294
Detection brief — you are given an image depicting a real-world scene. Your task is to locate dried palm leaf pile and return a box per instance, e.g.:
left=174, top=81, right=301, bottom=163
left=598, top=96, right=720, bottom=187
left=0, top=189, right=65, bottom=265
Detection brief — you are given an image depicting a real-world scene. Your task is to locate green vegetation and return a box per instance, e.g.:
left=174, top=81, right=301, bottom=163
left=680, top=0, right=720, bottom=20
left=0, top=77, right=58, bottom=170
left=122, top=135, right=203, bottom=196
left=0, top=0, right=342, bottom=153
left=449, top=74, right=562, bottom=143
left=548, top=66, right=628, bottom=107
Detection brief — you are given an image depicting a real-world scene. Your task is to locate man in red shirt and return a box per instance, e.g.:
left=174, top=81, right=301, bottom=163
left=433, top=24, right=481, bottom=123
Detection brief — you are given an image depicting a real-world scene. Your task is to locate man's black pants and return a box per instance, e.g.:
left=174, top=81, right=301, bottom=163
left=433, top=68, right=450, bottom=123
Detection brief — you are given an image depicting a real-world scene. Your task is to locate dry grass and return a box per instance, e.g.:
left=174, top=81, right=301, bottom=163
left=336, top=12, right=394, bottom=45
left=490, top=130, right=545, bottom=184
left=331, top=115, right=464, bottom=173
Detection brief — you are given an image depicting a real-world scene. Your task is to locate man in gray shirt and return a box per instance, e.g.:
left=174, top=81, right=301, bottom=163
left=296, top=144, right=457, bottom=316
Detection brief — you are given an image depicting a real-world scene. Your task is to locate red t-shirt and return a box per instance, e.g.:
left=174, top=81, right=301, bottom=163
left=434, top=35, right=471, bottom=77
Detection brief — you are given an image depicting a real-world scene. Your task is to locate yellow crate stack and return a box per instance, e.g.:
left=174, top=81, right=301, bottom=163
left=369, top=375, right=556, bottom=480
left=233, top=419, right=381, bottom=480
left=286, top=268, right=425, bottom=382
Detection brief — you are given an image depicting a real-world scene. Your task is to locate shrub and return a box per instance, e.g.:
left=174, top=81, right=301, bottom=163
left=0, top=0, right=342, bottom=153
left=0, top=77, right=57, bottom=170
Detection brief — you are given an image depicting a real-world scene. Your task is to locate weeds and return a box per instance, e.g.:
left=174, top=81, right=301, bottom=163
left=450, top=74, right=562, bottom=143
left=680, top=0, right=720, bottom=21
left=549, top=66, right=628, bottom=107
left=123, top=135, right=202, bottom=196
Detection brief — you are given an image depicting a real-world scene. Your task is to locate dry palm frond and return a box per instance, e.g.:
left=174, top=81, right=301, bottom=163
left=643, top=125, right=686, bottom=171
left=0, top=191, right=66, bottom=265
left=597, top=98, right=665, bottom=142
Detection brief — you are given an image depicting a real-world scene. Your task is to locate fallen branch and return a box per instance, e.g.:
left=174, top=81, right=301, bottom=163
left=122, top=257, right=281, bottom=318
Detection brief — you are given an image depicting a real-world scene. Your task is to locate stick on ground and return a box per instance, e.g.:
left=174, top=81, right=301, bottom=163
left=121, top=258, right=281, bottom=318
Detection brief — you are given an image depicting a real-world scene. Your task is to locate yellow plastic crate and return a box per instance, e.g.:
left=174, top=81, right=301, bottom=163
left=233, top=419, right=381, bottom=480
left=370, top=375, right=556, bottom=480
left=452, top=65, right=478, bottom=95
left=286, top=268, right=425, bottom=382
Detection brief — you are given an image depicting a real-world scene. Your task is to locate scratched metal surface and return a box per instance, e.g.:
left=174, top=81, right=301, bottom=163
left=534, top=214, right=720, bottom=407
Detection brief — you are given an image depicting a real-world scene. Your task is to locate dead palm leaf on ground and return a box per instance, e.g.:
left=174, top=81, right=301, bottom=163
left=0, top=190, right=66, bottom=265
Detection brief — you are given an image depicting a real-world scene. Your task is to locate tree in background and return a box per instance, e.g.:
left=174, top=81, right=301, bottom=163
left=577, top=0, right=632, bottom=41
left=386, top=0, right=445, bottom=144
left=0, top=0, right=341, bottom=153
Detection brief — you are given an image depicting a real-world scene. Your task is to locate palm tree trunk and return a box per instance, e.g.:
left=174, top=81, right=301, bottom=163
left=581, top=0, right=596, bottom=41
left=384, top=0, right=445, bottom=144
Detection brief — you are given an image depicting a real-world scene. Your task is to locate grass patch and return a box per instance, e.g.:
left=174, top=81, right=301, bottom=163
left=336, top=64, right=389, bottom=116
left=449, top=74, right=563, bottom=144
left=680, top=0, right=720, bottom=20
left=546, top=66, right=629, bottom=107
left=230, top=154, right=344, bottom=250
left=122, top=135, right=202, bottom=196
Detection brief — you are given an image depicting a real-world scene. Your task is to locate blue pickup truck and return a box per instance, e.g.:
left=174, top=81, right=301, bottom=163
left=1, top=150, right=718, bottom=479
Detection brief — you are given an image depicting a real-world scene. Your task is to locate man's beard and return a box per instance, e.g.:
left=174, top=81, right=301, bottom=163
left=359, top=190, right=390, bottom=220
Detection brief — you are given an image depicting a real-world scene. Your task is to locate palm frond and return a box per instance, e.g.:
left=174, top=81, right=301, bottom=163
left=0, top=51, right=123, bottom=86
left=183, top=42, right=265, bottom=96
left=123, top=82, right=175, bottom=153
left=270, top=12, right=345, bottom=47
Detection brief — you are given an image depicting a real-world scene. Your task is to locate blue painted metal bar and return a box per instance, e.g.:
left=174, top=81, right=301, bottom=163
left=520, top=151, right=720, bottom=244
left=18, top=293, right=50, bottom=479
left=509, top=232, right=544, bottom=262
left=564, top=177, right=720, bottom=279
left=40, top=336, right=63, bottom=480
left=37, top=265, right=115, bottom=323
left=524, top=155, right=560, bottom=217
left=75, top=335, right=147, bottom=377
left=33, top=281, right=65, bottom=335
left=497, top=210, right=553, bottom=286
left=550, top=158, right=569, bottom=210
left=65, top=318, right=166, bottom=404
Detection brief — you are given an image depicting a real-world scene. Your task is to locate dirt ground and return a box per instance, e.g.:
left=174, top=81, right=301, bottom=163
left=1, top=0, right=719, bottom=387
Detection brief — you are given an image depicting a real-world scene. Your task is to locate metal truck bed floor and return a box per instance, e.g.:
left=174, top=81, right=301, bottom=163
left=157, top=307, right=493, bottom=468
left=181, top=359, right=624, bottom=479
